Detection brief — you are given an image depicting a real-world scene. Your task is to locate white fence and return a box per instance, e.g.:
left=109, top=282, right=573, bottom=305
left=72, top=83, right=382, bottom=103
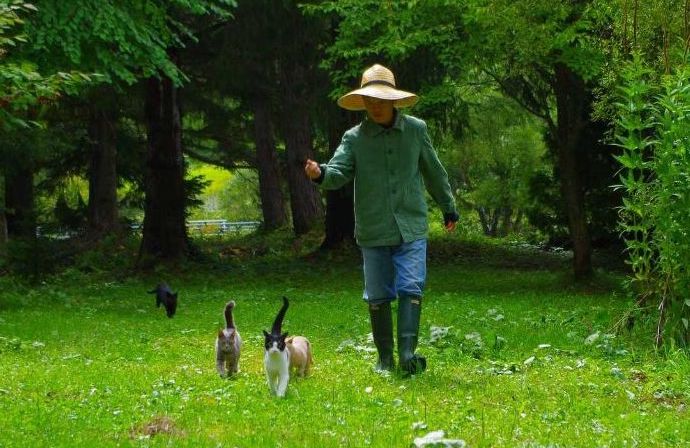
left=186, top=219, right=261, bottom=235
left=37, top=220, right=261, bottom=239
left=131, top=219, right=261, bottom=235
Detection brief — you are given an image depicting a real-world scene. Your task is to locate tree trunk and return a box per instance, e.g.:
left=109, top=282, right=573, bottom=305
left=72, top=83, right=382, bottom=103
left=87, top=106, right=120, bottom=238
left=140, top=76, right=189, bottom=262
left=5, top=163, right=35, bottom=239
left=477, top=207, right=499, bottom=236
left=321, top=108, right=356, bottom=249
left=0, top=212, right=6, bottom=254
left=252, top=95, right=287, bottom=230
left=322, top=188, right=355, bottom=249
left=512, top=210, right=524, bottom=234
left=0, top=175, right=7, bottom=254
left=279, top=64, right=322, bottom=236
left=489, top=210, right=499, bottom=236
left=554, top=63, right=592, bottom=279
left=477, top=207, right=489, bottom=235
left=283, top=105, right=322, bottom=235
left=500, top=207, right=513, bottom=236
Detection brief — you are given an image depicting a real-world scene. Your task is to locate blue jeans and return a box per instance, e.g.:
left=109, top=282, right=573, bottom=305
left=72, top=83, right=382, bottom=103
left=361, top=239, right=427, bottom=304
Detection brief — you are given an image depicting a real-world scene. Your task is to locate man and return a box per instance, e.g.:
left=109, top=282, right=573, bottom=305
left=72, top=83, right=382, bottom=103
left=305, top=64, right=458, bottom=375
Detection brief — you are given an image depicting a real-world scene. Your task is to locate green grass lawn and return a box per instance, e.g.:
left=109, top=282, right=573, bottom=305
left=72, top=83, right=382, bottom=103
left=0, top=238, right=688, bottom=447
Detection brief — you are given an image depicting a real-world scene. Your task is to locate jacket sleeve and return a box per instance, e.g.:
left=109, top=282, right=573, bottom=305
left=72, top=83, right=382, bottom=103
left=418, top=121, right=457, bottom=214
left=319, top=131, right=355, bottom=190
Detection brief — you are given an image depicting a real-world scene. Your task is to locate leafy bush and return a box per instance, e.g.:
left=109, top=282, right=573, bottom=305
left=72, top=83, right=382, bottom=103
left=614, top=55, right=690, bottom=348
left=4, top=237, right=65, bottom=280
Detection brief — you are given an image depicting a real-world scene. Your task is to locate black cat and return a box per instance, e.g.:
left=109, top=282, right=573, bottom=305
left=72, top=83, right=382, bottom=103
left=148, top=283, right=178, bottom=318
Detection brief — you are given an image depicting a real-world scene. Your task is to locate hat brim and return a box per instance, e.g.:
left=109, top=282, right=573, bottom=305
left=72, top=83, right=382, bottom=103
left=337, top=85, right=418, bottom=111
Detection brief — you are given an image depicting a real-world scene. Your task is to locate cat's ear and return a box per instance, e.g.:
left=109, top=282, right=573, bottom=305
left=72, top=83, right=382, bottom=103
left=218, top=329, right=224, bottom=338
left=281, top=332, right=289, bottom=339
left=263, top=330, right=269, bottom=338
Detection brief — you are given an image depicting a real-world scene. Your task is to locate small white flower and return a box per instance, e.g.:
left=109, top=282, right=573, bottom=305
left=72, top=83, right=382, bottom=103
left=413, top=430, right=466, bottom=448
left=584, top=332, right=600, bottom=345
left=365, top=386, right=373, bottom=394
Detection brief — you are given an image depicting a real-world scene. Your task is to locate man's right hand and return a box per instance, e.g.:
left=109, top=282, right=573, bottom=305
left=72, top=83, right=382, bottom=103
left=304, top=159, right=322, bottom=180
left=444, top=211, right=459, bottom=232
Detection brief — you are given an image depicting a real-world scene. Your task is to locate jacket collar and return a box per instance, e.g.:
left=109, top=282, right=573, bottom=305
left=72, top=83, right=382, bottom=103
left=362, top=110, right=405, bottom=136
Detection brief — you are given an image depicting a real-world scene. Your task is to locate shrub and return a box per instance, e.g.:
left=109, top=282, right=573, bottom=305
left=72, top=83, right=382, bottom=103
left=614, top=55, right=690, bottom=348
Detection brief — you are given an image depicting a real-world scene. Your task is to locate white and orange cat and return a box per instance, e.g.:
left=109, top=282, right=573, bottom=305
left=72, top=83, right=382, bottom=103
left=215, top=300, right=242, bottom=377
left=286, top=335, right=313, bottom=377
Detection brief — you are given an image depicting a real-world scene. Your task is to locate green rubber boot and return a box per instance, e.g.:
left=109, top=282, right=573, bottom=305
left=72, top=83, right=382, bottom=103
left=368, top=302, right=394, bottom=371
left=397, top=295, right=426, bottom=375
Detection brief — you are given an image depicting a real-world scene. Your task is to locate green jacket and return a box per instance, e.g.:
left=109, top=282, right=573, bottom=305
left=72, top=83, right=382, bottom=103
left=318, top=112, right=457, bottom=247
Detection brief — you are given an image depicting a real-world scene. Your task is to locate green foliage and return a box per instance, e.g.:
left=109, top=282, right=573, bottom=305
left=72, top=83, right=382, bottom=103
left=614, top=54, right=690, bottom=348
left=24, top=0, right=235, bottom=85
left=305, top=0, right=469, bottom=113
left=186, top=162, right=261, bottom=221
left=613, top=0, right=689, bottom=71
left=444, top=93, right=548, bottom=237
left=3, top=237, right=66, bottom=280
left=465, top=0, right=610, bottom=81
left=52, top=190, right=87, bottom=230
left=184, top=171, right=212, bottom=218
left=0, top=2, right=93, bottom=130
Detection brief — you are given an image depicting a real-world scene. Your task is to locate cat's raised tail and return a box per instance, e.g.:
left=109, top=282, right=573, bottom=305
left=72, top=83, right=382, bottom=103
left=224, top=301, right=236, bottom=329
left=271, top=296, right=289, bottom=335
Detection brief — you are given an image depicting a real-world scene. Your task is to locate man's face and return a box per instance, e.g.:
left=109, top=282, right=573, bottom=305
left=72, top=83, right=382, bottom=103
left=363, top=96, right=394, bottom=125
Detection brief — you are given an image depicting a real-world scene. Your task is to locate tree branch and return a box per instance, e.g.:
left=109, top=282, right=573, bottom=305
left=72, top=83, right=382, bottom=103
left=183, top=146, right=255, bottom=171
left=483, top=69, right=556, bottom=133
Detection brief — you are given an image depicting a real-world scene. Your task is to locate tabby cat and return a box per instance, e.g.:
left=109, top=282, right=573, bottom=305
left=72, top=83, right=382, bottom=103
left=215, top=300, right=242, bottom=377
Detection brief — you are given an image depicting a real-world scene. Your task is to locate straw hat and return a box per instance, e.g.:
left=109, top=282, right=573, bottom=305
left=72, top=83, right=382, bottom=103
left=337, top=64, right=418, bottom=111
